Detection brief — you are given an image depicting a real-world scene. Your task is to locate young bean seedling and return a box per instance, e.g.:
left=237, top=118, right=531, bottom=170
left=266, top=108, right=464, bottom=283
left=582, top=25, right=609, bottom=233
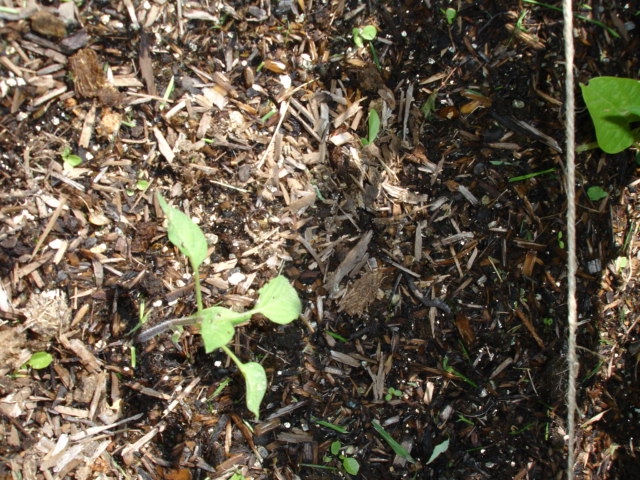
left=139, top=193, right=302, bottom=419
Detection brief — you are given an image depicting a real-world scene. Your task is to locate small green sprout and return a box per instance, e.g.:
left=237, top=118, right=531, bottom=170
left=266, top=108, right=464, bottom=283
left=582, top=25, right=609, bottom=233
left=385, top=387, right=402, bottom=402
left=587, top=186, right=608, bottom=201
left=557, top=231, right=565, bottom=249
left=328, top=441, right=360, bottom=475
left=441, top=7, right=457, bottom=25
left=361, top=108, right=380, bottom=146
left=426, top=438, right=449, bottom=464
left=61, top=147, right=82, bottom=168
left=147, top=193, right=302, bottom=419
left=442, top=356, right=478, bottom=388
left=372, top=420, right=416, bottom=464
left=26, top=351, right=53, bottom=370
left=352, top=25, right=377, bottom=48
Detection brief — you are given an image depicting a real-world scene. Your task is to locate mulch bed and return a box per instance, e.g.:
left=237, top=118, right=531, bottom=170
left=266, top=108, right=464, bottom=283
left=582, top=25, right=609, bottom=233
left=1, top=1, right=639, bottom=478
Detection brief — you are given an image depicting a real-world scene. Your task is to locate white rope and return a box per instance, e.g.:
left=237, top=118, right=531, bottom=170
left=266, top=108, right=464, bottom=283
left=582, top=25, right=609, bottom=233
left=563, top=0, right=578, bottom=478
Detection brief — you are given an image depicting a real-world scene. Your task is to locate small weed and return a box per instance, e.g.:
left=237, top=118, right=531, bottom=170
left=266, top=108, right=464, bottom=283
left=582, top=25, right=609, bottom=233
left=441, top=7, right=457, bottom=25
left=61, top=147, right=82, bottom=169
left=142, top=194, right=302, bottom=419
left=587, top=186, right=608, bottom=201
left=26, top=352, right=53, bottom=370
left=352, top=25, right=377, bottom=48
left=327, top=440, right=360, bottom=475
left=385, top=387, right=402, bottom=402
left=372, top=420, right=416, bottom=464
left=361, top=108, right=381, bottom=146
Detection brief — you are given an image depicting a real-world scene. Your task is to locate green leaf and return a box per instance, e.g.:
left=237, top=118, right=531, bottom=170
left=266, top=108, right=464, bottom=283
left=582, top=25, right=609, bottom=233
left=342, top=457, right=360, bottom=475
left=331, top=440, right=341, bottom=455
left=420, top=89, right=438, bottom=118
left=252, top=276, right=301, bottom=325
left=157, top=193, right=209, bottom=271
left=367, top=108, right=380, bottom=144
left=360, top=25, right=377, bottom=41
left=27, top=352, right=53, bottom=369
left=580, top=77, right=640, bottom=153
left=444, top=7, right=457, bottom=24
left=587, top=186, right=608, bottom=201
left=136, top=180, right=149, bottom=190
left=200, top=307, right=239, bottom=352
left=237, top=361, right=267, bottom=419
left=426, top=438, right=450, bottom=464
left=352, top=28, right=363, bottom=47
left=372, top=420, right=416, bottom=464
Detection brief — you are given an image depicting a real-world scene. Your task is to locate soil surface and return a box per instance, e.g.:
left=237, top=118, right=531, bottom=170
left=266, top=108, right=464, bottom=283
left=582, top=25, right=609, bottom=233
left=1, top=1, right=639, bottom=479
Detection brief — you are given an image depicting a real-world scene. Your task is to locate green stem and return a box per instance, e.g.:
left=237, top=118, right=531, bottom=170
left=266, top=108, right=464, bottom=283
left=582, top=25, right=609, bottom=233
left=194, top=268, right=203, bottom=313
left=221, top=344, right=241, bottom=367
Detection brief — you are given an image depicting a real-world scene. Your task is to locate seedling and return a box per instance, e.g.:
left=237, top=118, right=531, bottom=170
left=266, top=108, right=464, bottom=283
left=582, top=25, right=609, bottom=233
left=352, top=25, right=380, bottom=69
left=352, top=25, right=377, bottom=48
left=361, top=108, right=380, bottom=146
left=508, top=168, right=555, bottom=183
left=372, top=420, right=416, bottom=464
left=312, top=417, right=349, bottom=434
left=442, top=356, right=478, bottom=388
left=426, top=438, right=449, bottom=465
left=385, top=386, right=402, bottom=402
left=327, top=440, right=360, bottom=475
left=141, top=194, right=302, bottom=419
left=557, top=231, right=565, bottom=249
left=441, top=7, right=457, bottom=25
left=580, top=77, right=640, bottom=154
left=587, top=186, right=608, bottom=201
left=26, top=351, right=53, bottom=369
left=61, top=146, right=82, bottom=169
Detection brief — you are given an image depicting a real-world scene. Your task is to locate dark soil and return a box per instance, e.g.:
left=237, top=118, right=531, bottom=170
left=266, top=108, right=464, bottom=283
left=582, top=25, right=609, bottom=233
left=1, top=1, right=639, bottom=479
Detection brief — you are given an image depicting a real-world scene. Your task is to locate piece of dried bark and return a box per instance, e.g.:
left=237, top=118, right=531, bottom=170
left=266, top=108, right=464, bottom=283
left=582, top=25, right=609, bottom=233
left=30, top=10, right=67, bottom=38
left=324, top=231, right=373, bottom=297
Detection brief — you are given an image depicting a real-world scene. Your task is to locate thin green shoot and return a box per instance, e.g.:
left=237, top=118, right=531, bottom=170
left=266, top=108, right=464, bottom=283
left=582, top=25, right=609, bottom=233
left=0, top=6, right=19, bottom=14
left=457, top=414, right=474, bottom=425
left=130, top=345, right=136, bottom=368
left=522, top=0, right=620, bottom=38
left=508, top=168, right=555, bottom=183
left=209, top=377, right=232, bottom=400
left=299, top=463, right=338, bottom=471
left=312, top=417, right=349, bottom=434
left=581, top=359, right=605, bottom=383
left=261, top=109, right=277, bottom=123
left=372, top=420, right=416, bottom=464
left=160, top=75, right=175, bottom=110
left=325, top=330, right=347, bottom=342
left=510, top=422, right=535, bottom=435
left=442, top=357, right=478, bottom=388
left=361, top=108, right=381, bottom=146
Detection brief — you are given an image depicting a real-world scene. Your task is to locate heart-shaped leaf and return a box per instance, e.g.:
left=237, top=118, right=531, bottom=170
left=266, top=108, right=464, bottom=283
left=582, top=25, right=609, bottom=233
left=157, top=193, right=209, bottom=271
left=237, top=361, right=267, bottom=419
left=581, top=77, right=640, bottom=154
left=252, top=276, right=301, bottom=325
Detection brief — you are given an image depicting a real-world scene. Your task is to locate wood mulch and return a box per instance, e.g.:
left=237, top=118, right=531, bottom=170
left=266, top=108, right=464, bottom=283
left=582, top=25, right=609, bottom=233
left=1, top=1, right=639, bottom=479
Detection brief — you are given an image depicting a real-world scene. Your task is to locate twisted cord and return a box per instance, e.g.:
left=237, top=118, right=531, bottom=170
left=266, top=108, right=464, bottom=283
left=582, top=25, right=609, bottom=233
left=563, top=0, right=578, bottom=478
